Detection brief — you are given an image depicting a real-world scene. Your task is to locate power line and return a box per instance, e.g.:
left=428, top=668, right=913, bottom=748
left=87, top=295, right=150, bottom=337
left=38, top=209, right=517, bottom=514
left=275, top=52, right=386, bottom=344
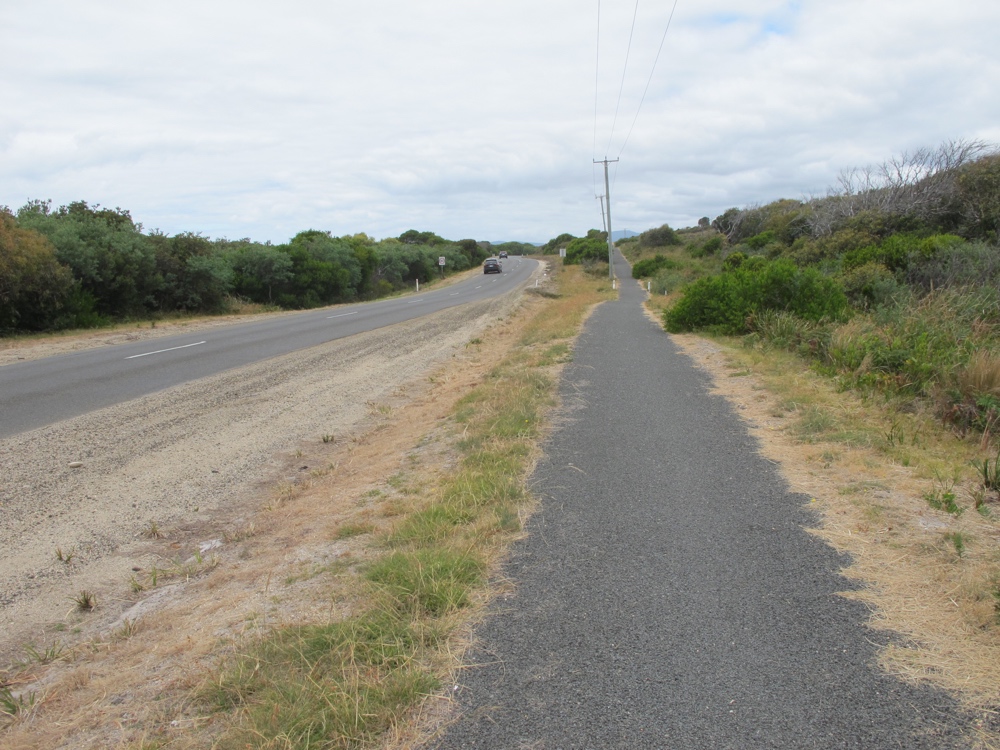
left=616, top=0, right=680, bottom=160
left=593, top=0, right=602, bottom=198
left=603, top=0, right=641, bottom=158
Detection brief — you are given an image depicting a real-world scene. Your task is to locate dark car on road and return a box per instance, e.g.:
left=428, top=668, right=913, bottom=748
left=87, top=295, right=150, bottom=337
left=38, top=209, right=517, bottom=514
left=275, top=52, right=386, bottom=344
left=483, top=258, right=502, bottom=274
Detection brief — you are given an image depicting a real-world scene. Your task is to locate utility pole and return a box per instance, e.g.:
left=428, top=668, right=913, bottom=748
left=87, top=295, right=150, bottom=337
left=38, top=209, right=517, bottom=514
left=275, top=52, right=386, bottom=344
left=594, top=158, right=618, bottom=279
left=597, top=195, right=607, bottom=234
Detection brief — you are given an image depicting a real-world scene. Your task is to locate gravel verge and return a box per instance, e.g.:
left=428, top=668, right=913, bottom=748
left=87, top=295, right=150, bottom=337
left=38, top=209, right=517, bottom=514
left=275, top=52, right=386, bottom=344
left=0, top=292, right=518, bottom=668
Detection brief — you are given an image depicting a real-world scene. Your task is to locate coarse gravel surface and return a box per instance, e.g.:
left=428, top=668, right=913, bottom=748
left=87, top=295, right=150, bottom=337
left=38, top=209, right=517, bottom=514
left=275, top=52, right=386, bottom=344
left=0, top=292, right=518, bottom=669
left=428, top=252, right=975, bottom=749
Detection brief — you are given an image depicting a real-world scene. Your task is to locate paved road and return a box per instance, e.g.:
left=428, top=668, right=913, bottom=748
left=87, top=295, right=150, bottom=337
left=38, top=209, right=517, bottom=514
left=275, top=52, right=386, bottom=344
left=430, top=252, right=971, bottom=749
left=0, top=258, right=535, bottom=438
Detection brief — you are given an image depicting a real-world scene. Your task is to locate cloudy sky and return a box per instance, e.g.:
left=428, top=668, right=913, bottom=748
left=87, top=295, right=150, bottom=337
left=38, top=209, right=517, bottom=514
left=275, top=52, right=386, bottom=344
left=2, top=1, right=998, bottom=244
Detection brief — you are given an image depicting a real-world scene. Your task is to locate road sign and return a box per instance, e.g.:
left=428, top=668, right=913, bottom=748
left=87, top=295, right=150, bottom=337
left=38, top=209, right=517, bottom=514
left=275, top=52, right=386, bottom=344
left=438, top=256, right=446, bottom=266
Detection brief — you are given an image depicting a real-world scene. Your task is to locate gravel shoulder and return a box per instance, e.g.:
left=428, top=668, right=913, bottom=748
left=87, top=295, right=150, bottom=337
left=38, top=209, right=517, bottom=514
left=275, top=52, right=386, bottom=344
left=0, top=290, right=522, bottom=673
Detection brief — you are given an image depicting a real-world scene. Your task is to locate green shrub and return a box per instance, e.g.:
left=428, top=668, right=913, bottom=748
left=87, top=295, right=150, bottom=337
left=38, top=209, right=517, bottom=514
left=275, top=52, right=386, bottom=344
left=826, top=288, right=1000, bottom=397
left=905, top=239, right=1000, bottom=291
left=639, top=224, right=681, bottom=248
left=702, top=236, right=724, bottom=255
left=745, top=230, right=777, bottom=250
left=840, top=209, right=926, bottom=239
left=840, top=262, right=908, bottom=311
left=663, top=258, right=849, bottom=334
left=722, top=251, right=746, bottom=271
left=631, top=254, right=677, bottom=279
left=563, top=237, right=607, bottom=265
left=956, top=154, right=1000, bottom=240
left=790, top=229, right=879, bottom=266
left=842, top=233, right=962, bottom=276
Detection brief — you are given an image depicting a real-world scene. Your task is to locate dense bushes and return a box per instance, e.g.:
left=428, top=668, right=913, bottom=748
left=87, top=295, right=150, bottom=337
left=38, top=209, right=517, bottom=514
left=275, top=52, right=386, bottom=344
left=563, top=234, right=608, bottom=265
left=639, top=224, right=681, bottom=248
left=826, top=288, right=1000, bottom=398
left=0, top=210, right=76, bottom=331
left=650, top=139, right=1000, bottom=434
left=664, top=258, right=849, bottom=334
left=631, top=254, right=677, bottom=279
left=0, top=200, right=499, bottom=334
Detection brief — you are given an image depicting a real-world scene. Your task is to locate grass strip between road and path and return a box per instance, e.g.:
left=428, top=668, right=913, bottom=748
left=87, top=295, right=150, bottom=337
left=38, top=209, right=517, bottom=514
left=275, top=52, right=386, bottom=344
left=197, top=264, right=615, bottom=749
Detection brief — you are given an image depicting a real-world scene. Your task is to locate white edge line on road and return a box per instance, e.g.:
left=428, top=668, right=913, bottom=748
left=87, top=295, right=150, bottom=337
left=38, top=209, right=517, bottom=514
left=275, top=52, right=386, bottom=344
left=126, top=341, right=206, bottom=359
left=327, top=311, right=359, bottom=319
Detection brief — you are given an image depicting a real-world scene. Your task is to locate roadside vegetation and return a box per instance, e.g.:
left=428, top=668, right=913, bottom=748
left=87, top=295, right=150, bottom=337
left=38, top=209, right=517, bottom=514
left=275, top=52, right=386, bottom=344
left=0, top=202, right=535, bottom=334
left=627, top=139, right=1000, bottom=438
left=627, top=138, right=1000, bottom=721
left=190, top=264, right=612, bottom=748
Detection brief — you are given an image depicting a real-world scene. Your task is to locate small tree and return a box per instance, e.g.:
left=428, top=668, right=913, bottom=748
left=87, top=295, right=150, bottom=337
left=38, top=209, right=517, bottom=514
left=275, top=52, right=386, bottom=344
left=0, top=210, right=75, bottom=331
left=564, top=236, right=607, bottom=265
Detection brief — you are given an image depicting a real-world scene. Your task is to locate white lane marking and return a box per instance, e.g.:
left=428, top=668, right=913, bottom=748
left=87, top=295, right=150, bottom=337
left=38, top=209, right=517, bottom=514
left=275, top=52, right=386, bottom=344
left=327, top=311, right=359, bottom=319
left=450, top=292, right=460, bottom=296
left=126, top=341, right=206, bottom=359
left=475, top=285, right=483, bottom=289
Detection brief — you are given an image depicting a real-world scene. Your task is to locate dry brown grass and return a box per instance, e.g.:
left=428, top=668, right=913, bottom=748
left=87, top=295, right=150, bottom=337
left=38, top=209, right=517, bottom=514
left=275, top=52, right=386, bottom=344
left=670, top=330, right=1000, bottom=742
left=959, top=350, right=1000, bottom=400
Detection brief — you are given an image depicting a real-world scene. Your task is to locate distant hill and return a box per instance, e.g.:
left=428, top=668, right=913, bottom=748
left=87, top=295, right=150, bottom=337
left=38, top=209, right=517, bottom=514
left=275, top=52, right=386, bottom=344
left=490, top=240, right=543, bottom=248
left=612, top=229, right=639, bottom=241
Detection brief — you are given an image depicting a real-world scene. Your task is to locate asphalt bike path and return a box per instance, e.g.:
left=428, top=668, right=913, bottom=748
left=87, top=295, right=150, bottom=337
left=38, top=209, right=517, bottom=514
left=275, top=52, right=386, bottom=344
left=429, top=251, right=972, bottom=748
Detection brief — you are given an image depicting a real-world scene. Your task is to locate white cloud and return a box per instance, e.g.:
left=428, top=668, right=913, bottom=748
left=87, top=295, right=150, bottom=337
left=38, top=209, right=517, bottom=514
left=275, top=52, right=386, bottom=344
left=2, top=0, right=998, bottom=243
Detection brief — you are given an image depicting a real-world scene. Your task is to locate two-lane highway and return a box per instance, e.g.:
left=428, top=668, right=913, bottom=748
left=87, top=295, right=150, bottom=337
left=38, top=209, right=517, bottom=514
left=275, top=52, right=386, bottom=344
left=0, top=257, right=537, bottom=438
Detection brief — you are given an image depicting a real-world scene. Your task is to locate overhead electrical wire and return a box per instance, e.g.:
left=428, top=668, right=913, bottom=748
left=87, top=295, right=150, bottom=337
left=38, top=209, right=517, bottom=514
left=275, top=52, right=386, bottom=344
left=592, top=0, right=681, bottom=226
left=616, top=0, right=680, bottom=160
left=593, top=0, right=602, bottom=206
left=603, top=0, right=641, bottom=159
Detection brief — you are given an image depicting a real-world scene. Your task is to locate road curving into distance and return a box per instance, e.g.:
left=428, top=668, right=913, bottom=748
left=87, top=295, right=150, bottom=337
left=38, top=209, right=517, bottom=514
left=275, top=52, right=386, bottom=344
left=0, top=257, right=537, bottom=439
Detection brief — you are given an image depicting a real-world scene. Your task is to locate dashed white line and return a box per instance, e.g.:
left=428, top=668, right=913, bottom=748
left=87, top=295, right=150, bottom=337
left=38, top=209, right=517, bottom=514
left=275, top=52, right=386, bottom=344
left=126, top=341, right=206, bottom=359
left=326, top=311, right=359, bottom=319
